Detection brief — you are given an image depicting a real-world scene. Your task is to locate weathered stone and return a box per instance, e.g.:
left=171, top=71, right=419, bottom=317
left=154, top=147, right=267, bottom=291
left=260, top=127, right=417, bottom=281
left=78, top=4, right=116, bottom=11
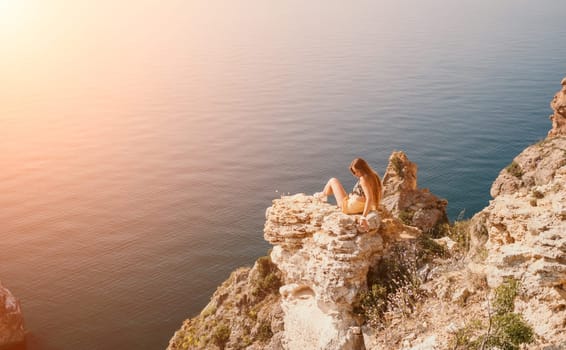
left=265, top=194, right=419, bottom=350
left=490, top=137, right=566, bottom=198
left=0, top=282, right=25, bottom=348
left=382, top=151, right=448, bottom=232
left=549, top=77, right=566, bottom=137
left=470, top=133, right=566, bottom=344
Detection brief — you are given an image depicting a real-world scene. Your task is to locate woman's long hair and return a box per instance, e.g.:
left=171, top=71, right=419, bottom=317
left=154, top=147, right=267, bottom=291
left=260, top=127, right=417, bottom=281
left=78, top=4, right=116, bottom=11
left=350, top=158, right=382, bottom=207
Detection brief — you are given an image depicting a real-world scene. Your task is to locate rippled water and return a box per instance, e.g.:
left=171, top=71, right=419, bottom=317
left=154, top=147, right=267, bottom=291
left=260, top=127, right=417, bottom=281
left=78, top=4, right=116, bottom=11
left=1, top=0, right=565, bottom=349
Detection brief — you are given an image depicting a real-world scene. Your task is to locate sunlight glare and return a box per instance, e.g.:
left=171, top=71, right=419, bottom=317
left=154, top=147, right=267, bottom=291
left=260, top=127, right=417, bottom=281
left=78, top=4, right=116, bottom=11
left=0, top=0, right=32, bottom=32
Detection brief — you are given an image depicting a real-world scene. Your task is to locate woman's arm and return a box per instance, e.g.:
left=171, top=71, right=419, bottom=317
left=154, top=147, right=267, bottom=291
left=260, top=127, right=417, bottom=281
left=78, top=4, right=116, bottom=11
left=359, top=176, right=375, bottom=217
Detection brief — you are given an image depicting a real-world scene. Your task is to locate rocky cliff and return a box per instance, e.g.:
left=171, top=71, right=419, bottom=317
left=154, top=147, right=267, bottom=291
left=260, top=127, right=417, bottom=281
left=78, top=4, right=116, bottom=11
left=0, top=282, right=25, bottom=349
left=263, top=194, right=419, bottom=350
left=168, top=77, right=566, bottom=350
left=470, top=136, right=566, bottom=346
left=381, top=151, right=448, bottom=233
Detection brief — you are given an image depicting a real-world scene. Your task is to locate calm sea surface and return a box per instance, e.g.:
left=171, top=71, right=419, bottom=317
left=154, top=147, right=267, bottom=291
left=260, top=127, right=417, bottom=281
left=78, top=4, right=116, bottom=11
left=1, top=0, right=565, bottom=349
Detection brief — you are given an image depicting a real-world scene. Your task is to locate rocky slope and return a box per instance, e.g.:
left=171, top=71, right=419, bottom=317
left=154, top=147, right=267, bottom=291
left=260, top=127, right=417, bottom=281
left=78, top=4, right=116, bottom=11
left=168, top=77, right=566, bottom=350
left=469, top=138, right=566, bottom=346
left=0, top=282, right=25, bottom=349
left=367, top=78, right=566, bottom=349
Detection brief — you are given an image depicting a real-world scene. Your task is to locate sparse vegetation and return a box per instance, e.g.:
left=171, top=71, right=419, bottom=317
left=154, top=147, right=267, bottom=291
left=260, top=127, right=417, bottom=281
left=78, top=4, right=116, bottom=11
left=506, top=161, right=524, bottom=179
left=251, top=255, right=282, bottom=298
left=448, top=218, right=472, bottom=253
left=168, top=254, right=282, bottom=350
left=425, top=219, right=450, bottom=238
left=212, top=323, right=231, bottom=349
left=398, top=209, right=414, bottom=225
left=254, top=320, right=274, bottom=342
left=391, top=155, right=405, bottom=176
left=450, top=279, right=534, bottom=350
left=357, top=234, right=445, bottom=328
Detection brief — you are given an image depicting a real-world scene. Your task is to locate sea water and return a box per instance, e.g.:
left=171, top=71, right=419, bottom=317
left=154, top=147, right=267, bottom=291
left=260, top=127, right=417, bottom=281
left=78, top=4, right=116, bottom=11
left=1, top=0, right=565, bottom=349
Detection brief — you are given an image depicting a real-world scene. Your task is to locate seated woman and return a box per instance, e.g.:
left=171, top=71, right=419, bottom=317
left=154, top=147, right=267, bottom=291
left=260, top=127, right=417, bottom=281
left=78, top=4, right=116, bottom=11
left=314, top=158, right=382, bottom=229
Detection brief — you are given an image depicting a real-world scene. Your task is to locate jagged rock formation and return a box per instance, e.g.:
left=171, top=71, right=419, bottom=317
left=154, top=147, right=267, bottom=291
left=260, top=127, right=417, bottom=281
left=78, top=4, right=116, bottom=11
left=167, top=193, right=422, bottom=350
left=0, top=282, right=25, bottom=348
left=382, top=151, right=448, bottom=233
left=168, top=77, right=566, bottom=350
left=549, top=77, right=566, bottom=137
left=364, top=77, right=566, bottom=350
left=167, top=258, right=284, bottom=350
left=470, top=135, right=566, bottom=345
left=490, top=137, right=566, bottom=198
left=264, top=194, right=419, bottom=350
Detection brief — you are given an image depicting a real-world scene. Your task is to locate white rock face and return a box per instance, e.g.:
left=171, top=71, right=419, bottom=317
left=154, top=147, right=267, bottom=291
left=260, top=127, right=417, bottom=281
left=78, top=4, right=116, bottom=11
left=264, top=194, right=419, bottom=350
left=0, top=282, right=25, bottom=348
left=549, top=76, right=566, bottom=138
left=472, top=136, right=566, bottom=344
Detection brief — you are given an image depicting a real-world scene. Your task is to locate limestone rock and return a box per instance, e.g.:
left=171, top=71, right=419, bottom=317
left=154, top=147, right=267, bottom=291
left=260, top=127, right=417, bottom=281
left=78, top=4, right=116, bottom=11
left=0, top=282, right=25, bottom=348
left=471, top=134, right=566, bottom=343
left=490, top=137, right=566, bottom=198
left=166, top=259, right=283, bottom=350
left=382, top=151, right=448, bottom=233
left=264, top=194, right=419, bottom=350
left=549, top=77, right=566, bottom=138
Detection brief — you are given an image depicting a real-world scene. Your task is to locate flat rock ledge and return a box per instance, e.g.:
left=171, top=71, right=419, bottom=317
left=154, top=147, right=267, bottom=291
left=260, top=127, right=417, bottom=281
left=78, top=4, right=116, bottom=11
left=264, top=194, right=419, bottom=350
left=0, top=282, right=25, bottom=349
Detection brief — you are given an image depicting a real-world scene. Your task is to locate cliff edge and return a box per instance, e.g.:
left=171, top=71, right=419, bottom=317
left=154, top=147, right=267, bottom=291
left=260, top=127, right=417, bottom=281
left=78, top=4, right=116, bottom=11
left=168, top=77, right=566, bottom=350
left=0, top=282, right=25, bottom=349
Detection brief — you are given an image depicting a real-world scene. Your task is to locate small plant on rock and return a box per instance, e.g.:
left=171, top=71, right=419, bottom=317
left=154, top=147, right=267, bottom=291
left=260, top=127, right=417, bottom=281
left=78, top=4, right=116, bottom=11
left=212, top=323, right=231, bottom=350
left=251, top=255, right=282, bottom=298
left=398, top=209, right=414, bottom=225
left=506, top=161, right=523, bottom=179
left=391, top=155, right=405, bottom=176
left=357, top=241, right=430, bottom=328
left=450, top=279, right=534, bottom=350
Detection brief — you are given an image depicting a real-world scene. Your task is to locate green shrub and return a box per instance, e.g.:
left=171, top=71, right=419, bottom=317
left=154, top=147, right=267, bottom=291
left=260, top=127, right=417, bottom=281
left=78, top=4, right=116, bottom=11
left=449, top=319, right=484, bottom=349
left=506, top=161, right=523, bottom=179
left=450, top=279, right=534, bottom=350
left=398, top=210, right=414, bottom=225
left=449, top=219, right=471, bottom=252
left=487, top=313, right=534, bottom=350
left=493, top=279, right=519, bottom=315
left=428, top=221, right=450, bottom=238
left=357, top=284, right=389, bottom=328
left=416, top=234, right=447, bottom=261
left=212, top=323, right=231, bottom=349
left=255, top=320, right=273, bottom=342
left=251, top=256, right=282, bottom=298
left=358, top=243, right=427, bottom=328
left=391, top=156, right=404, bottom=176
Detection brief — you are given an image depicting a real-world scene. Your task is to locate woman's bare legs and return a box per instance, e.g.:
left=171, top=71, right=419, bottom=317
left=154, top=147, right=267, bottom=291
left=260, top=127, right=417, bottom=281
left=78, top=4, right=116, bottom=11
left=321, top=178, right=348, bottom=208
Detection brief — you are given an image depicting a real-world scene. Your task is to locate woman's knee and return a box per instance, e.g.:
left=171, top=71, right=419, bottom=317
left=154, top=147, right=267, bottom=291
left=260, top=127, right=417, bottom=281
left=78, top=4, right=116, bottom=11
left=328, top=177, right=340, bottom=185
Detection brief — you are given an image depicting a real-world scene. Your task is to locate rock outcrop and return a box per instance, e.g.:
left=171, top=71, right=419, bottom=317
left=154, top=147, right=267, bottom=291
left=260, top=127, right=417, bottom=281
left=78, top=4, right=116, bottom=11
left=167, top=258, right=284, bottom=350
left=490, top=137, right=566, bottom=198
left=471, top=135, right=566, bottom=345
left=264, top=194, right=419, bottom=350
left=382, top=151, right=448, bottom=233
left=549, top=77, right=566, bottom=137
left=167, top=193, right=422, bottom=350
left=468, top=77, right=566, bottom=347
left=168, top=77, right=566, bottom=350
left=0, top=282, right=25, bottom=348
